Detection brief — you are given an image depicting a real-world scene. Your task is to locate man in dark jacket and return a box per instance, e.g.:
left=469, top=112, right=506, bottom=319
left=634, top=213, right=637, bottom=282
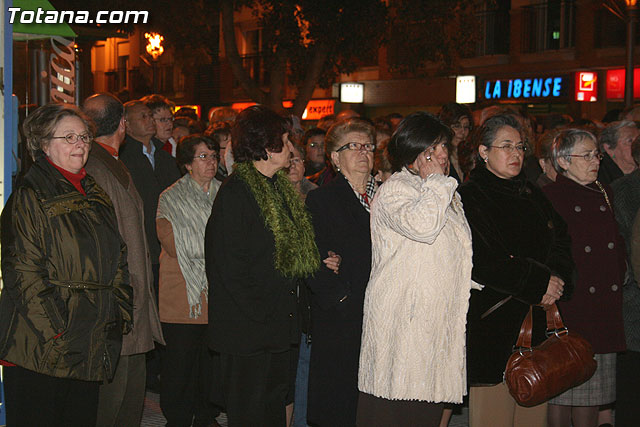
left=119, top=100, right=181, bottom=290
left=84, top=93, right=165, bottom=426
left=119, top=100, right=180, bottom=392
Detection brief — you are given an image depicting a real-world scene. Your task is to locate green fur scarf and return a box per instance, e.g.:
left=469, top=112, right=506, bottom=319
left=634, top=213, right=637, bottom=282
left=236, top=162, right=320, bottom=278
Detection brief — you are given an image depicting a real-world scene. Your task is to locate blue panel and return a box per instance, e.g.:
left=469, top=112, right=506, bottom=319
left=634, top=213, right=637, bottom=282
left=4, top=0, right=15, bottom=205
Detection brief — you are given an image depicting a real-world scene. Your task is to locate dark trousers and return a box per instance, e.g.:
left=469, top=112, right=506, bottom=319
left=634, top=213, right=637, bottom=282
left=220, top=349, right=296, bottom=427
left=96, top=353, right=146, bottom=427
left=146, top=263, right=162, bottom=390
left=3, top=365, right=99, bottom=427
left=616, top=350, right=640, bottom=426
left=161, top=323, right=220, bottom=427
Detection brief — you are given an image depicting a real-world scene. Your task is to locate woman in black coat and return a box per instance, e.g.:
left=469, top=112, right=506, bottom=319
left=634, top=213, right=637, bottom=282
left=305, top=118, right=378, bottom=427
left=204, top=106, right=320, bottom=426
left=458, top=114, right=574, bottom=427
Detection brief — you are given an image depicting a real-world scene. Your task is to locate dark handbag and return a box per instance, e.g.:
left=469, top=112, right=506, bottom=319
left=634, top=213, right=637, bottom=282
left=504, top=304, right=597, bottom=407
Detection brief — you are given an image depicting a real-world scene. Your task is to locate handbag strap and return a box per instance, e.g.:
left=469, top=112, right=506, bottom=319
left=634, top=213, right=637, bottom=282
left=515, top=306, right=533, bottom=348
left=515, top=303, right=566, bottom=350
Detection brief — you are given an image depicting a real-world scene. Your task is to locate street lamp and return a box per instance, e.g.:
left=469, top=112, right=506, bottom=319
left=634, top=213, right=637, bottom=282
left=145, top=32, right=165, bottom=93
left=626, top=0, right=638, bottom=107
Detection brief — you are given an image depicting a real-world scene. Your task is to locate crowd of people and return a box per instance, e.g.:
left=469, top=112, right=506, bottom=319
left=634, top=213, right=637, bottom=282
left=0, top=94, right=639, bottom=427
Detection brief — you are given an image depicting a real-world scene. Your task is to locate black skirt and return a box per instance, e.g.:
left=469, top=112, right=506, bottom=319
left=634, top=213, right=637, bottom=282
left=356, top=392, right=444, bottom=427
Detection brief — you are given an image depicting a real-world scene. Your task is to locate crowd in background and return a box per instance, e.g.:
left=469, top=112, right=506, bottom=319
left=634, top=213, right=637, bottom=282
left=1, top=94, right=640, bottom=427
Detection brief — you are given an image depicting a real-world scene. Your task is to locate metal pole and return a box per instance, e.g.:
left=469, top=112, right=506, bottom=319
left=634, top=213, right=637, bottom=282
left=626, top=5, right=637, bottom=108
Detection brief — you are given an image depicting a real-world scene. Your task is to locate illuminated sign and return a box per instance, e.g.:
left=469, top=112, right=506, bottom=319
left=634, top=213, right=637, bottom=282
left=456, top=75, right=476, bottom=104
left=230, top=99, right=336, bottom=120
left=606, top=68, right=640, bottom=99
left=575, top=72, right=598, bottom=102
left=340, top=83, right=364, bottom=103
left=483, top=76, right=568, bottom=100
left=173, top=104, right=201, bottom=119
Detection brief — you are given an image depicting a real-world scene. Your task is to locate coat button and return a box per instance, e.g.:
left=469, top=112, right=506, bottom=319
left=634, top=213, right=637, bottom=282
left=290, top=289, right=296, bottom=295
left=589, top=286, right=596, bottom=294
left=608, top=242, right=615, bottom=249
left=585, top=246, right=592, bottom=253
left=600, top=205, right=607, bottom=212
left=288, top=313, right=294, bottom=318
left=575, top=206, right=582, bottom=212
left=612, top=284, right=619, bottom=291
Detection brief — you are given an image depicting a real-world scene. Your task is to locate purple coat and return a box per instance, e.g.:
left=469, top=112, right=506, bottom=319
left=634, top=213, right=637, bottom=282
left=543, top=174, right=626, bottom=353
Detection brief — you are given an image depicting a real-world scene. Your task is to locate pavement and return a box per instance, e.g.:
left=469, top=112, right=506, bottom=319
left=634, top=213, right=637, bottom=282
left=140, top=392, right=470, bottom=426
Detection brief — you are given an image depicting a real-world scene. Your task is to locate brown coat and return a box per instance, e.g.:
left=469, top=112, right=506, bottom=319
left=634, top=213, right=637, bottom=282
left=85, top=143, right=164, bottom=354
left=156, top=218, right=209, bottom=324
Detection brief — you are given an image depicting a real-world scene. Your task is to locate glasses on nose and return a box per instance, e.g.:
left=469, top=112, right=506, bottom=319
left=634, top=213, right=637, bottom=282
left=491, top=144, right=527, bottom=154
left=154, top=116, right=174, bottom=123
left=336, top=142, right=376, bottom=153
left=290, top=158, right=304, bottom=166
left=567, top=151, right=603, bottom=162
left=193, top=153, right=220, bottom=162
left=309, top=142, right=324, bottom=149
left=51, top=132, right=92, bottom=145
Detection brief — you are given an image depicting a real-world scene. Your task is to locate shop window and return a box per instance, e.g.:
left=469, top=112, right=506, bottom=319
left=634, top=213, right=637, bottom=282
left=117, top=55, right=129, bottom=90
left=521, top=0, right=575, bottom=53
left=234, top=28, right=269, bottom=88
left=474, top=0, right=511, bottom=56
left=594, top=6, right=640, bottom=48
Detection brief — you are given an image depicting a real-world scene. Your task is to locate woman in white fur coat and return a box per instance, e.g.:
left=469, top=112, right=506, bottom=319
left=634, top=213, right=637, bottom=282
left=357, top=112, right=478, bottom=426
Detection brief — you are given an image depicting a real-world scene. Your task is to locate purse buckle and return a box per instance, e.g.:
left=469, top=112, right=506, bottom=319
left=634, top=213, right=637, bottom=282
left=512, top=345, right=534, bottom=356
left=545, top=327, right=569, bottom=338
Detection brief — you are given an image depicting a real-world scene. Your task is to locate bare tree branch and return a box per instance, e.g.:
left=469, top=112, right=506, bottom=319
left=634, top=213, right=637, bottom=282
left=291, top=42, right=330, bottom=118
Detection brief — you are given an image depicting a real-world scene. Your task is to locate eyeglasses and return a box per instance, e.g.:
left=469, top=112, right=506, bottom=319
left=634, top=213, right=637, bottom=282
left=309, top=142, right=324, bottom=149
left=193, top=153, right=220, bottom=162
left=51, top=132, right=92, bottom=145
left=567, top=152, right=603, bottom=162
left=491, top=144, right=527, bottom=154
left=290, top=158, right=304, bottom=166
left=154, top=116, right=174, bottom=123
left=336, top=142, right=376, bottom=153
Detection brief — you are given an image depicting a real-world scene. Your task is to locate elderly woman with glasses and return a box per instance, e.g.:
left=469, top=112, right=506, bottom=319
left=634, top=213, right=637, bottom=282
left=156, top=134, right=220, bottom=426
left=156, top=134, right=222, bottom=426
left=542, top=129, right=626, bottom=427
left=305, top=118, right=378, bottom=426
left=458, top=114, right=574, bottom=427
left=0, top=103, right=132, bottom=426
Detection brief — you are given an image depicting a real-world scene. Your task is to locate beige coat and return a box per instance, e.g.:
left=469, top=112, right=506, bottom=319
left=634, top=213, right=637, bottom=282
left=85, top=143, right=164, bottom=354
left=358, top=169, right=477, bottom=403
left=156, top=218, right=209, bottom=324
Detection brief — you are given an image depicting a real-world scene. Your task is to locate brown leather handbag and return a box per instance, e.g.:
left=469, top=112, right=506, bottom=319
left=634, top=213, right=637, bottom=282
left=504, top=304, right=597, bottom=407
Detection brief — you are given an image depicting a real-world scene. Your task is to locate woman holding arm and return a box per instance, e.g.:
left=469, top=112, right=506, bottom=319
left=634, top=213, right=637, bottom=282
left=204, top=105, right=320, bottom=426
left=458, top=114, right=574, bottom=427
left=305, top=118, right=377, bottom=426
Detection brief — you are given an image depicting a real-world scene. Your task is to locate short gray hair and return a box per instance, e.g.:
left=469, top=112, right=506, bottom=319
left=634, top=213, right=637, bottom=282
left=599, top=121, right=637, bottom=150
left=550, top=128, right=597, bottom=174
left=23, top=103, right=94, bottom=160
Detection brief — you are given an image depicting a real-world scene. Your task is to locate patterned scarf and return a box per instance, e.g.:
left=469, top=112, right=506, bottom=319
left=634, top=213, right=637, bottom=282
left=345, top=174, right=378, bottom=213
left=157, top=174, right=220, bottom=318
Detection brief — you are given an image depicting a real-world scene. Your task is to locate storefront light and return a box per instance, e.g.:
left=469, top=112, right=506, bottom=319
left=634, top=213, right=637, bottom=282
left=456, top=76, right=476, bottom=104
left=340, top=83, right=364, bottom=103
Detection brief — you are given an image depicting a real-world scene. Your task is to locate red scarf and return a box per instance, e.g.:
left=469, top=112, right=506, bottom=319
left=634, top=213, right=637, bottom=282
left=46, top=158, right=87, bottom=195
